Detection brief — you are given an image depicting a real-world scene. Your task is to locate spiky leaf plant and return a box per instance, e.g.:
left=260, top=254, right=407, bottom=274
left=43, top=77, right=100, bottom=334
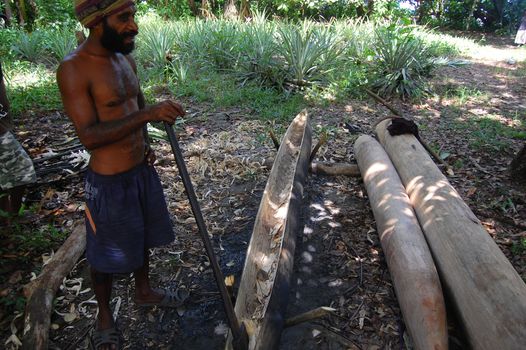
left=46, top=28, right=77, bottom=62
left=12, top=31, right=46, bottom=63
left=235, top=20, right=283, bottom=87
left=277, top=21, right=345, bottom=88
left=206, top=21, right=241, bottom=70
left=137, top=22, right=177, bottom=69
left=372, top=25, right=430, bottom=98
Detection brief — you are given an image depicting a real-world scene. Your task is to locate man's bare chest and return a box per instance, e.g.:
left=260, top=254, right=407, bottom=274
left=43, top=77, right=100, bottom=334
left=89, top=60, right=139, bottom=109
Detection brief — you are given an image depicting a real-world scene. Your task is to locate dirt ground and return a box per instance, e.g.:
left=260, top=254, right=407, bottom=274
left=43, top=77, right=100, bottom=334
left=1, top=35, right=525, bottom=349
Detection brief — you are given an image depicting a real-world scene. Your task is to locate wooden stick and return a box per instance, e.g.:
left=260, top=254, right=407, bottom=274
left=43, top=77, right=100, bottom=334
left=268, top=129, right=280, bottom=150
left=365, top=88, right=402, bottom=117
left=284, top=307, right=336, bottom=328
left=309, top=133, right=327, bottom=163
left=22, top=223, right=86, bottom=350
left=309, top=162, right=360, bottom=177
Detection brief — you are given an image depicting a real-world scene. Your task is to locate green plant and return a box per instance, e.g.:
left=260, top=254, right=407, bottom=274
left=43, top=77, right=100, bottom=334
left=236, top=20, right=282, bottom=87
left=13, top=224, right=67, bottom=252
left=453, top=158, right=464, bottom=169
left=0, top=295, right=26, bottom=313
left=0, top=28, right=19, bottom=60
left=371, top=24, right=431, bottom=98
left=137, top=22, right=177, bottom=70
left=207, top=21, right=241, bottom=70
left=511, top=238, right=526, bottom=256
left=46, top=27, right=77, bottom=62
left=277, top=21, right=344, bottom=88
left=168, top=59, right=190, bottom=85
left=445, top=85, right=486, bottom=105
left=12, top=31, right=47, bottom=63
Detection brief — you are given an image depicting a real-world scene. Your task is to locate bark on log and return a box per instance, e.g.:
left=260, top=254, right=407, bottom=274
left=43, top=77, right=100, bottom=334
left=376, top=120, right=526, bottom=349
left=22, top=223, right=86, bottom=350
left=355, top=135, right=447, bottom=350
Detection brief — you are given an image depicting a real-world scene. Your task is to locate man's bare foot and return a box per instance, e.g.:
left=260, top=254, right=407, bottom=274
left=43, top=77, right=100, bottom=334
left=134, top=287, right=164, bottom=304
left=90, top=314, right=122, bottom=350
left=134, top=287, right=189, bottom=308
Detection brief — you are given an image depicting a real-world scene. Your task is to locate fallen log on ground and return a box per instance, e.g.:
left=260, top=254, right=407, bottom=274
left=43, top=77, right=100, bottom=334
left=284, top=306, right=336, bottom=328
left=22, top=223, right=86, bottom=350
left=309, top=162, right=360, bottom=176
left=376, top=120, right=526, bottom=349
left=354, top=135, right=447, bottom=350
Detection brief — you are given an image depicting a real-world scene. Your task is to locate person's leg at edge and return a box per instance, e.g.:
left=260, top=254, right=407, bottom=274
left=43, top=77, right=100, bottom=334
left=134, top=249, right=164, bottom=304
left=91, top=269, right=117, bottom=350
left=0, top=186, right=24, bottom=225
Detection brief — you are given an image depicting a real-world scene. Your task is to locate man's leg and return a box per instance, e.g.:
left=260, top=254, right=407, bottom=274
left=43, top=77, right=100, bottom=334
left=133, top=250, right=163, bottom=303
left=0, top=186, right=24, bottom=224
left=91, top=269, right=115, bottom=327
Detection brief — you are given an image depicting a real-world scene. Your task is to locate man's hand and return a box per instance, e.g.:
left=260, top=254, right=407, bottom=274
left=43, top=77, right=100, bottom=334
left=148, top=100, right=185, bottom=124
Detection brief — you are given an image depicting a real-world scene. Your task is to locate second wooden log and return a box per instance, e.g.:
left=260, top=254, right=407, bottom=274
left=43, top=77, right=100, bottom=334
left=355, top=135, right=447, bottom=350
left=376, top=120, right=526, bottom=349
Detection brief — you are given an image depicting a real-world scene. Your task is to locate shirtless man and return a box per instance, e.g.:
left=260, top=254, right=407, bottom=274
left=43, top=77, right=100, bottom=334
left=57, top=1, right=186, bottom=349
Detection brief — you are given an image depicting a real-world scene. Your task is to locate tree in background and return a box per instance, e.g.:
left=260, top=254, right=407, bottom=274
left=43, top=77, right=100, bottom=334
left=408, top=0, right=526, bottom=31
left=1, top=0, right=525, bottom=32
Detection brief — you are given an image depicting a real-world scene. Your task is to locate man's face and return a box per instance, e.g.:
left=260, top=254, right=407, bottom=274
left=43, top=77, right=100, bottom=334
left=100, top=11, right=138, bottom=54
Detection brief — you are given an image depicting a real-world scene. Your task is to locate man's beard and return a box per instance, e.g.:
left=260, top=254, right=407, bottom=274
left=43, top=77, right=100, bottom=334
left=100, top=20, right=138, bottom=54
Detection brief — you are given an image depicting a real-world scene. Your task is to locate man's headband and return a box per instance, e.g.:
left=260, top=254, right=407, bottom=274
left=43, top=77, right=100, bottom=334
left=75, top=0, right=134, bottom=28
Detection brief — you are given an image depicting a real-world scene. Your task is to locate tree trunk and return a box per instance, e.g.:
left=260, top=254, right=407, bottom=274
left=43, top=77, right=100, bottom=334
left=510, top=143, right=526, bottom=181
left=376, top=120, right=526, bottom=349
left=416, top=0, right=426, bottom=24
left=200, top=0, right=211, bottom=18
left=492, top=0, right=505, bottom=26
left=466, top=0, right=480, bottom=30
left=1, top=0, right=13, bottom=26
left=366, top=0, right=374, bottom=16
left=355, top=135, right=447, bottom=350
left=223, top=0, right=238, bottom=19
left=15, top=0, right=25, bottom=26
left=239, top=0, right=250, bottom=20
left=187, top=0, right=198, bottom=16
left=22, top=224, right=86, bottom=350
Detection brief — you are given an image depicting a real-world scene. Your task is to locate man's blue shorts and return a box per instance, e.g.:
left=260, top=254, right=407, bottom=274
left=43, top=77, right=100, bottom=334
left=84, top=161, right=174, bottom=274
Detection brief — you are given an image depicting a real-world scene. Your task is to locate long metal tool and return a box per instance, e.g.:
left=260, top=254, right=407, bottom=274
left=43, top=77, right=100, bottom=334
left=163, top=122, right=249, bottom=350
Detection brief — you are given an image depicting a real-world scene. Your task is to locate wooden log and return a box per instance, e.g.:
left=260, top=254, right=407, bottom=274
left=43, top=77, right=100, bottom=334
left=226, top=111, right=312, bottom=350
left=22, top=223, right=86, bottom=350
left=354, top=135, right=447, bottom=350
left=284, top=306, right=336, bottom=328
left=309, top=162, right=360, bottom=177
left=376, top=120, right=526, bottom=349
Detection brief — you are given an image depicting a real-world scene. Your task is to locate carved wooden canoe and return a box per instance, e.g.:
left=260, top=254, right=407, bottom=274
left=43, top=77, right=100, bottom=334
left=226, top=111, right=311, bottom=350
left=355, top=135, right=447, bottom=350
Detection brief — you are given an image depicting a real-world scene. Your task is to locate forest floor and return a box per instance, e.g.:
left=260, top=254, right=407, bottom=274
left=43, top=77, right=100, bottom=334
left=1, top=34, right=525, bottom=350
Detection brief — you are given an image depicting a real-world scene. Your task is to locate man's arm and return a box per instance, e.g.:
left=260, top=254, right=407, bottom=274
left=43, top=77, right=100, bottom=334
left=125, top=55, right=153, bottom=157
left=57, top=59, right=183, bottom=151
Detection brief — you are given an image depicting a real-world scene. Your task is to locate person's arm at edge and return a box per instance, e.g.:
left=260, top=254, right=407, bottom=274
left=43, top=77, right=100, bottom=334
left=0, top=63, right=11, bottom=134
